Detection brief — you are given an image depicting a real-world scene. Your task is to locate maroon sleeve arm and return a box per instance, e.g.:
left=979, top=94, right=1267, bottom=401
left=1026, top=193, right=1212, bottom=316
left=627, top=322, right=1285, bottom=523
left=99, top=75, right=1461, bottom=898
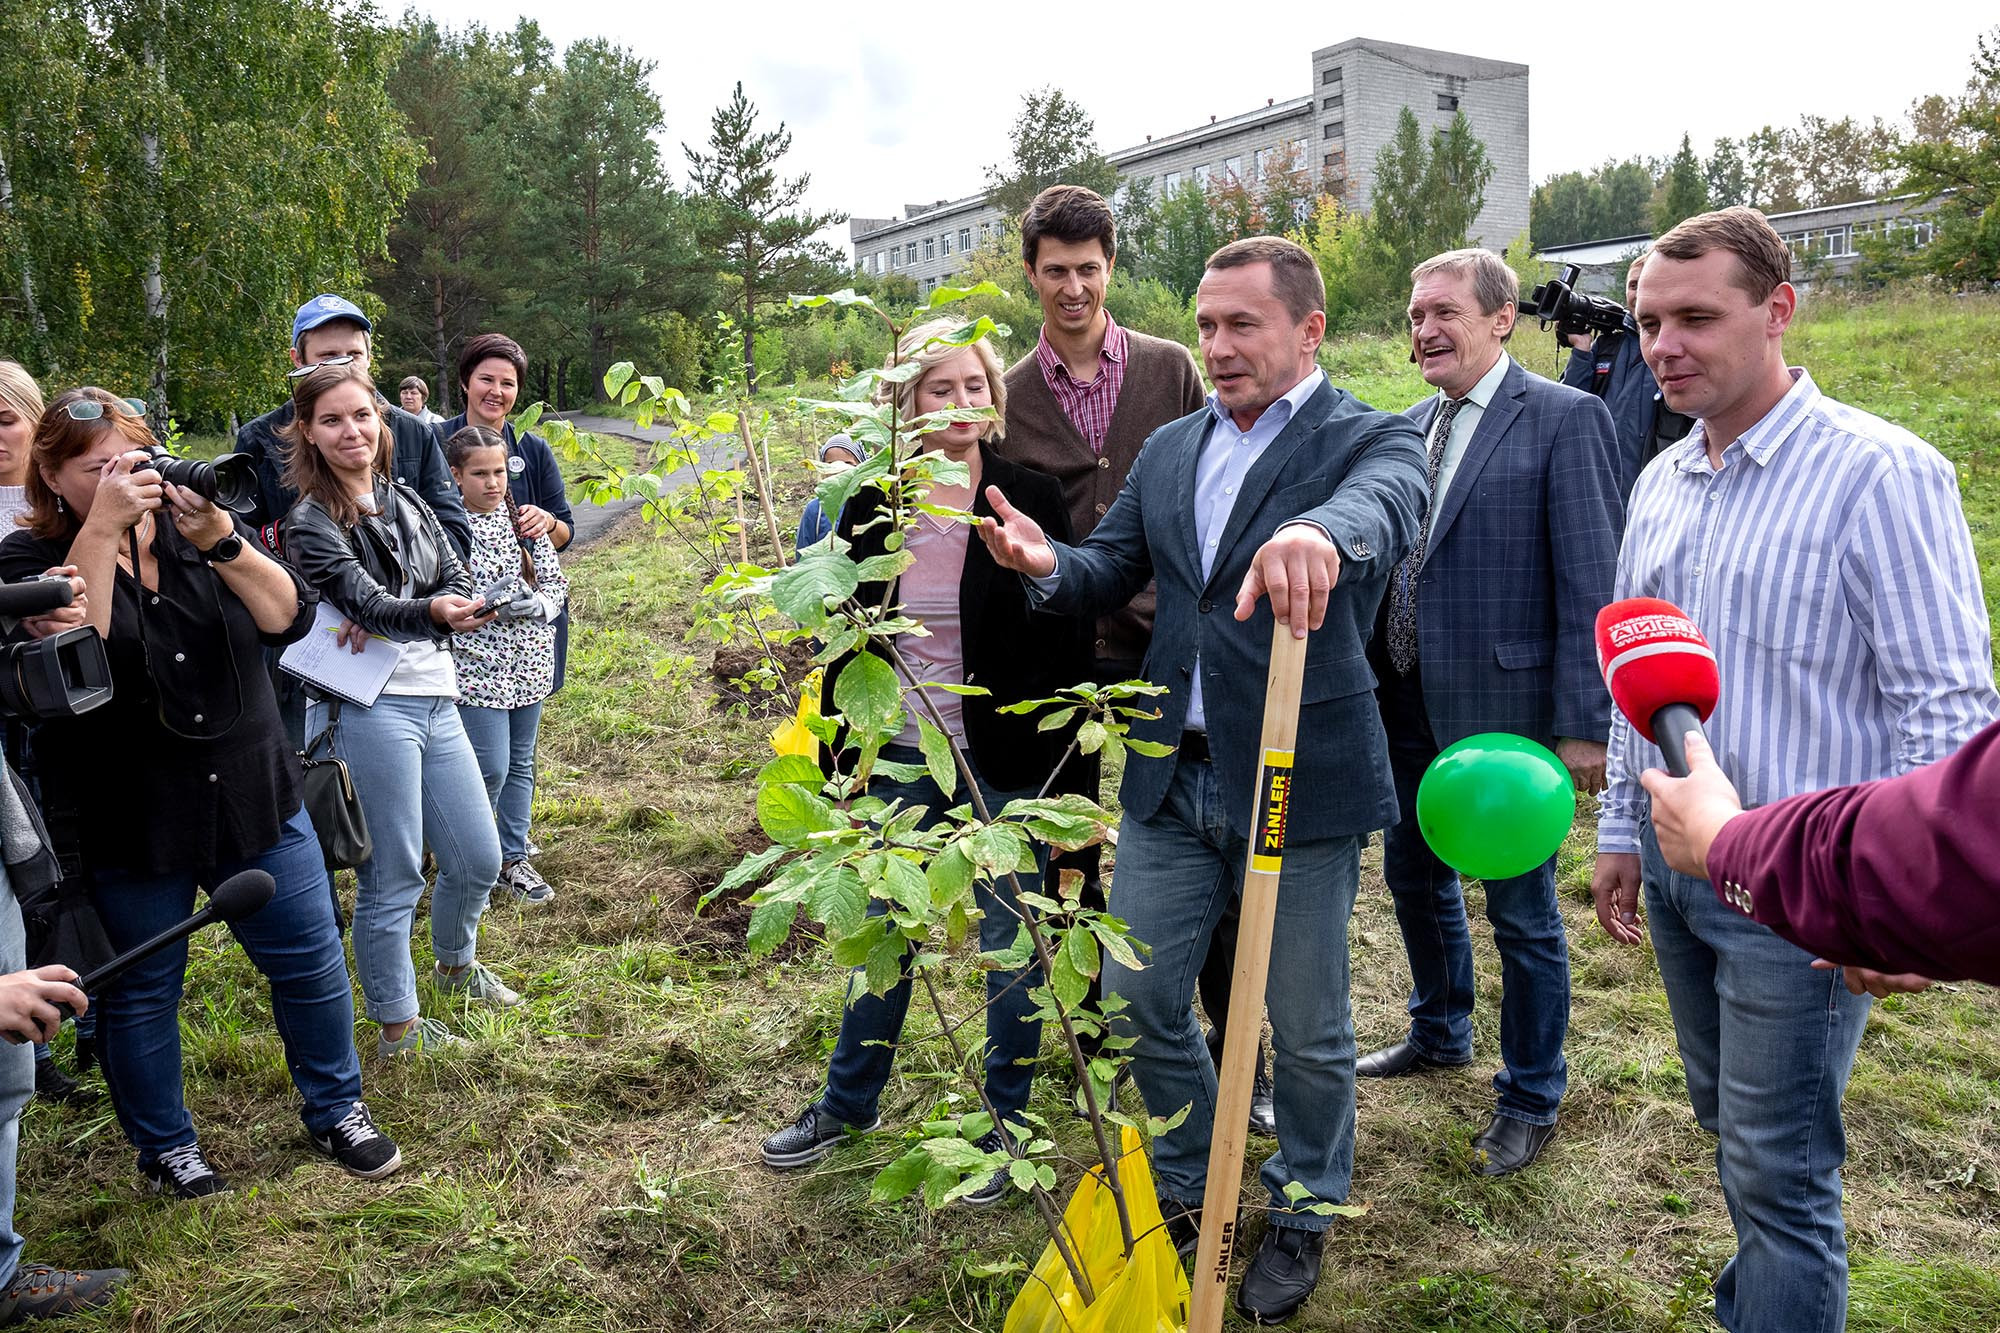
left=1704, top=719, right=2000, bottom=984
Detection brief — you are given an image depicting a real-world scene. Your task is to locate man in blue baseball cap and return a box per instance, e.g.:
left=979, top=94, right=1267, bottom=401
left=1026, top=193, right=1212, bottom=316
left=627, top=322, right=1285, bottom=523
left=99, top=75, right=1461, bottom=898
left=236, top=293, right=471, bottom=561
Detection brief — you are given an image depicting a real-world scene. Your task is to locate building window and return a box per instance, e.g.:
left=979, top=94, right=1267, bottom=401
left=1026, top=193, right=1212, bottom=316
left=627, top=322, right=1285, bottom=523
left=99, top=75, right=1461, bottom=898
left=959, top=226, right=972, bottom=251
left=906, top=241, right=916, bottom=264
left=1437, top=93, right=1459, bottom=112
left=1192, top=163, right=1210, bottom=188
left=1322, top=94, right=1343, bottom=111
left=1321, top=66, right=1341, bottom=86
left=1255, top=146, right=1275, bottom=179
left=1223, top=156, right=1242, bottom=182
left=1323, top=121, right=1344, bottom=140
left=1163, top=170, right=1181, bottom=194
left=875, top=251, right=885, bottom=273
left=1324, top=153, right=1340, bottom=168
left=924, top=237, right=935, bottom=261
left=940, top=232, right=952, bottom=256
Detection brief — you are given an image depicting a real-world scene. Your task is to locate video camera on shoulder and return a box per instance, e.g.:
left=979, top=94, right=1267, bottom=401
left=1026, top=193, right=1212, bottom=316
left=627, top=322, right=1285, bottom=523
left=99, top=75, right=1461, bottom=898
left=0, top=576, right=114, bottom=720
left=1527, top=264, right=1631, bottom=342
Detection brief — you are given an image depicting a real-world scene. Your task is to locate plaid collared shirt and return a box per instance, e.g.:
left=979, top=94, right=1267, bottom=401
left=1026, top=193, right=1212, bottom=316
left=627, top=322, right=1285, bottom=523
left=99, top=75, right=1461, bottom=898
left=1034, top=311, right=1128, bottom=456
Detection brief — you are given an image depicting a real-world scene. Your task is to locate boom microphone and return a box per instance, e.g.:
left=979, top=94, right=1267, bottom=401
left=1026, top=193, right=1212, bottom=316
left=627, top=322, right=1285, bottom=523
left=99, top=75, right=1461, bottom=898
left=74, top=869, right=275, bottom=1002
left=1595, top=597, right=1719, bottom=778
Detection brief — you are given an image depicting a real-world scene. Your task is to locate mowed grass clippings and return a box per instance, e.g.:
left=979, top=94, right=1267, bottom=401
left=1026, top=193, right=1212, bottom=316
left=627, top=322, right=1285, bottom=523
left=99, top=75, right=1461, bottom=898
left=16, top=290, right=2000, bottom=1332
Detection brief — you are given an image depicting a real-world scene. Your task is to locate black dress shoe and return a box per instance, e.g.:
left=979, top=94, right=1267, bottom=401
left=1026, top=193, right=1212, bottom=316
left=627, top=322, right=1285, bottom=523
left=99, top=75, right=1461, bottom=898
left=1470, top=1112, right=1558, bottom=1176
left=1247, top=1061, right=1277, bottom=1137
left=1234, top=1225, right=1325, bottom=1324
left=1354, top=1039, right=1472, bottom=1079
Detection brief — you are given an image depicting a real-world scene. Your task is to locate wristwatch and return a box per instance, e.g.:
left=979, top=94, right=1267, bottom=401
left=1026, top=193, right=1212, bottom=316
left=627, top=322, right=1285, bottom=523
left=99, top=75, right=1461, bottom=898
left=205, top=533, right=244, bottom=564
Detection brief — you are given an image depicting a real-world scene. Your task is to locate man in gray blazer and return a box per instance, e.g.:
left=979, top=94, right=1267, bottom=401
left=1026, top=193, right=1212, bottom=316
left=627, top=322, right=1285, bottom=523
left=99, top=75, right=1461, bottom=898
left=1359, top=248, right=1623, bottom=1177
left=981, top=237, right=1427, bottom=1325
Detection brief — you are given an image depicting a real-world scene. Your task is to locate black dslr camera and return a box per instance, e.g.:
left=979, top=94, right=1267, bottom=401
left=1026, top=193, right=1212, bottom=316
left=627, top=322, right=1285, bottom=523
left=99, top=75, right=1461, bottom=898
left=130, top=444, right=259, bottom=514
left=1527, top=264, right=1631, bottom=342
left=0, top=578, right=113, bottom=719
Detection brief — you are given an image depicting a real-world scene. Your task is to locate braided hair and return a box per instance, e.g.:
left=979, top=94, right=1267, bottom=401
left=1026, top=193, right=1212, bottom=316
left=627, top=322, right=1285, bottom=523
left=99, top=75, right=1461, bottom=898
left=445, top=424, right=535, bottom=583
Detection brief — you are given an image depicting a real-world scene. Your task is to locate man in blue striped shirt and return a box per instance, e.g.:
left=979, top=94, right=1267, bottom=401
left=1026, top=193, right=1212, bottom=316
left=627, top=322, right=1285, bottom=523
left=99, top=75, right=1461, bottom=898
left=1591, top=207, right=1997, bottom=1333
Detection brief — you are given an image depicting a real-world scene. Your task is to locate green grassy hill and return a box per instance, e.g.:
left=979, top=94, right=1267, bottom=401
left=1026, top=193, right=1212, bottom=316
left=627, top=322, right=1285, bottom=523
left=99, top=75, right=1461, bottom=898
left=19, top=289, right=2000, bottom=1332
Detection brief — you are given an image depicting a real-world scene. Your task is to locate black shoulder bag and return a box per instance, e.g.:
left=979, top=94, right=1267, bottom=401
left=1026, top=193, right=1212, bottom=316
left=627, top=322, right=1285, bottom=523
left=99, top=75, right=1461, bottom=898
left=300, top=699, right=371, bottom=876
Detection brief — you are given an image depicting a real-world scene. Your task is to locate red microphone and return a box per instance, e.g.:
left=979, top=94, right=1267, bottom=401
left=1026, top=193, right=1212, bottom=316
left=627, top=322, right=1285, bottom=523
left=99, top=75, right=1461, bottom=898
left=1595, top=597, right=1719, bottom=777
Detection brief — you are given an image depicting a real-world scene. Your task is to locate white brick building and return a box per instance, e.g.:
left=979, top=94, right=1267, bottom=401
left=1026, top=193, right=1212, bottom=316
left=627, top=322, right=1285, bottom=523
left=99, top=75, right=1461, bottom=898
left=850, top=37, right=1530, bottom=290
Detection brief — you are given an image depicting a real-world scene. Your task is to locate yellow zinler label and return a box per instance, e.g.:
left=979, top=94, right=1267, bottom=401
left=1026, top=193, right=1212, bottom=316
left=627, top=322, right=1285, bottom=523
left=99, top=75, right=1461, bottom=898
left=1251, top=748, right=1294, bottom=872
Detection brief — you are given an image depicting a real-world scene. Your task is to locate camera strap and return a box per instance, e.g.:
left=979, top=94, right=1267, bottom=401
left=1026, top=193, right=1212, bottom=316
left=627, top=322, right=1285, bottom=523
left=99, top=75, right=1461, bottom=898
left=127, top=523, right=246, bottom=740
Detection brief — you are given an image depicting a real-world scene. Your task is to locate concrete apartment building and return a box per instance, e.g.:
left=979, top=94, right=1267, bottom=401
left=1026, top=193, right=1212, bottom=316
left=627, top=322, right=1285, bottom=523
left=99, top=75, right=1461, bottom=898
left=849, top=38, right=1530, bottom=291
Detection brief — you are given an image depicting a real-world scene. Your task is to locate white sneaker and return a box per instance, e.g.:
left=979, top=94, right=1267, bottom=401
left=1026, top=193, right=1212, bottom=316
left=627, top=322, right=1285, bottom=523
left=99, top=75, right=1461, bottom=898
left=435, top=961, right=523, bottom=1008
left=496, top=860, right=555, bottom=906
left=375, top=1016, right=466, bottom=1057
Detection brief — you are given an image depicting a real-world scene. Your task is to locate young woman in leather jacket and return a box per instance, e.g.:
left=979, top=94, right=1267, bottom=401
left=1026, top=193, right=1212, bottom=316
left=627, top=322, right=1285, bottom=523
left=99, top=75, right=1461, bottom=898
left=279, top=362, right=517, bottom=1058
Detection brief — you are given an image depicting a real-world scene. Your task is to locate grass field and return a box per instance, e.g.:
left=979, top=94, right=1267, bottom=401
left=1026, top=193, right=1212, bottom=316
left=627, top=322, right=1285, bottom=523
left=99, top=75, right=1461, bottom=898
left=17, top=289, right=2000, bottom=1331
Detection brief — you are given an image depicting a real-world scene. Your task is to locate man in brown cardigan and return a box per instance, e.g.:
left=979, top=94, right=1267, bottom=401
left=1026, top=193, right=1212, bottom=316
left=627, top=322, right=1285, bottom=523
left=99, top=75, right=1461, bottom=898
left=995, top=186, right=1275, bottom=1133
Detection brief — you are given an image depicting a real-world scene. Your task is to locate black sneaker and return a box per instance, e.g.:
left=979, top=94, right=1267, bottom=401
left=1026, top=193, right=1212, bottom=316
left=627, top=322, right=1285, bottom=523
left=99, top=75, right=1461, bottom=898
left=1159, top=1196, right=1202, bottom=1267
left=760, top=1104, right=880, bottom=1169
left=311, top=1101, right=404, bottom=1180
left=0, top=1262, right=127, bottom=1323
left=33, top=1056, right=86, bottom=1106
left=139, top=1141, right=231, bottom=1199
left=1235, top=1225, right=1326, bottom=1325
left=957, top=1129, right=1010, bottom=1207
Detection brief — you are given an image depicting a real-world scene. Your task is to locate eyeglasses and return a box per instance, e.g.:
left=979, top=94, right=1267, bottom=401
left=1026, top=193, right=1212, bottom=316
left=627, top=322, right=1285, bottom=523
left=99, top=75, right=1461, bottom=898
left=286, top=355, right=359, bottom=378
left=63, top=397, right=146, bottom=421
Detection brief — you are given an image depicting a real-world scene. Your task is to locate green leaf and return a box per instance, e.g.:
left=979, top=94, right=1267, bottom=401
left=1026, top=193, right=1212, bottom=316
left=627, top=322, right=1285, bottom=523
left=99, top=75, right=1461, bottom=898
left=769, top=548, right=862, bottom=629
left=968, top=823, right=1032, bottom=875
left=871, top=1149, right=930, bottom=1202
left=512, top=401, right=545, bottom=433
left=603, top=362, right=636, bottom=399
left=924, top=280, right=1004, bottom=309
left=713, top=844, right=788, bottom=899
left=1035, top=707, right=1079, bottom=732
left=864, top=928, right=909, bottom=998
left=1006, top=1158, right=1038, bottom=1191
left=1124, top=736, right=1177, bottom=757
left=879, top=854, right=930, bottom=916
left=1061, top=923, right=1101, bottom=982
left=916, top=717, right=958, bottom=799
left=790, top=288, right=880, bottom=311
left=746, top=899, right=799, bottom=958
left=931, top=682, right=992, bottom=697
left=1050, top=946, right=1089, bottom=1011
left=1075, top=719, right=1108, bottom=753
left=806, top=864, right=869, bottom=937
left=832, top=651, right=904, bottom=743
left=854, top=549, right=916, bottom=583
left=1087, top=918, right=1145, bottom=972
left=758, top=754, right=825, bottom=789
left=755, top=784, right=843, bottom=845
left=927, top=841, right=975, bottom=907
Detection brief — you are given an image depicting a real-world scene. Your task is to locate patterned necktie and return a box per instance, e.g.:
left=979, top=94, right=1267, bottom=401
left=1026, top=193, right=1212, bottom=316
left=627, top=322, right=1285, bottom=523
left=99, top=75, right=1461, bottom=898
left=1386, top=395, right=1464, bottom=676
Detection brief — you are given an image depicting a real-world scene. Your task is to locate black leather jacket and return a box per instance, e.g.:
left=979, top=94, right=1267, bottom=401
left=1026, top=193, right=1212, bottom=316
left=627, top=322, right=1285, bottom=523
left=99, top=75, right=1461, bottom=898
left=281, top=478, right=475, bottom=645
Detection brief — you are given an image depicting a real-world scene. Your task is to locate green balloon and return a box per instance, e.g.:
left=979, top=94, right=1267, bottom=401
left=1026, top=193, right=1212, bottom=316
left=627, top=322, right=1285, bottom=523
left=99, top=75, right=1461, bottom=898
left=1416, top=733, right=1576, bottom=881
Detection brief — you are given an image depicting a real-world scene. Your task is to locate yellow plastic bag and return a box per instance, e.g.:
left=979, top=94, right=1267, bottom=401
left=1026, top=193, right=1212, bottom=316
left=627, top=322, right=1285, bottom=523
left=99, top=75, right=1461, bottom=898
left=1004, top=1126, right=1189, bottom=1333
left=769, top=668, right=823, bottom=760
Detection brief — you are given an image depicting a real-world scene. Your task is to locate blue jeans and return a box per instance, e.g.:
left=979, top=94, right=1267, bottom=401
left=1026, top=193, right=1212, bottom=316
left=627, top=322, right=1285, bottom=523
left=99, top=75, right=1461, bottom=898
left=457, top=702, right=544, bottom=865
left=0, top=862, right=32, bottom=1287
left=1641, top=820, right=1869, bottom=1333
left=310, top=695, right=501, bottom=1026
left=87, top=806, right=363, bottom=1158
left=1104, top=756, right=1361, bottom=1230
left=1378, top=669, right=1569, bottom=1124
left=817, top=747, right=1045, bottom=1129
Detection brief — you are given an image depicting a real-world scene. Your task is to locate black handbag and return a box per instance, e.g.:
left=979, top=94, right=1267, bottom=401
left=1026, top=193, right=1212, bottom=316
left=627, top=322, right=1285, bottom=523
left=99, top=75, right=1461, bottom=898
left=300, top=701, right=371, bottom=872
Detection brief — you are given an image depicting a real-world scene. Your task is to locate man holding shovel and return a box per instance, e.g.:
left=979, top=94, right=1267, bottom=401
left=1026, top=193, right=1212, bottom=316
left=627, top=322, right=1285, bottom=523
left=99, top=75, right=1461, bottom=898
left=981, top=237, right=1426, bottom=1324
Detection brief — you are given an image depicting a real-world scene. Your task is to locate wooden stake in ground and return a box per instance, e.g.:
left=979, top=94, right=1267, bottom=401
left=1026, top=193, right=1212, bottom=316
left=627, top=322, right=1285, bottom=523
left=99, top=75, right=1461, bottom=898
left=1188, top=621, right=1309, bottom=1333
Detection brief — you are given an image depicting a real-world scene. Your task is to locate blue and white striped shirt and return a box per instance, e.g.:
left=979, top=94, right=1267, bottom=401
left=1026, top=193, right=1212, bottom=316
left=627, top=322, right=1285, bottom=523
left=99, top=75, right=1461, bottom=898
left=1599, top=368, right=1998, bottom=855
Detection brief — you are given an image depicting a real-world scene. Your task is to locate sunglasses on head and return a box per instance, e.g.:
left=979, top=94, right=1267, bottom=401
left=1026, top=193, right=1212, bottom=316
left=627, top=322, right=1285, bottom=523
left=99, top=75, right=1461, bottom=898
left=63, top=397, right=147, bottom=421
left=286, top=355, right=359, bottom=379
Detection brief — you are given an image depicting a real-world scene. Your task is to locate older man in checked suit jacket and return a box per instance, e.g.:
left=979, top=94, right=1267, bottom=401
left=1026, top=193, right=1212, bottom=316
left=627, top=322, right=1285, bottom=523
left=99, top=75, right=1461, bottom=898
left=1357, top=248, right=1625, bottom=1177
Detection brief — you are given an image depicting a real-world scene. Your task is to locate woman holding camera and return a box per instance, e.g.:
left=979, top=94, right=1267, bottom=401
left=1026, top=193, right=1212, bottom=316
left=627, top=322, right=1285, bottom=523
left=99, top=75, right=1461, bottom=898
left=443, top=425, right=567, bottom=905
left=279, top=363, right=513, bottom=1057
left=0, top=389, right=401, bottom=1197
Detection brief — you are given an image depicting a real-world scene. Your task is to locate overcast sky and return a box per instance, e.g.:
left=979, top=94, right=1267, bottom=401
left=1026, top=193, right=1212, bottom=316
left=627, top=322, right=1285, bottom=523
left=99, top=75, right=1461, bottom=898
left=418, top=0, right=1994, bottom=239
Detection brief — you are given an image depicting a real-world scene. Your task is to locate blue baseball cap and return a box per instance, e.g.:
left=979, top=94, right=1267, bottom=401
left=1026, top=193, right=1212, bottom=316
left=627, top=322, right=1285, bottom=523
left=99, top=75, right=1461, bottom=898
left=291, top=293, right=372, bottom=345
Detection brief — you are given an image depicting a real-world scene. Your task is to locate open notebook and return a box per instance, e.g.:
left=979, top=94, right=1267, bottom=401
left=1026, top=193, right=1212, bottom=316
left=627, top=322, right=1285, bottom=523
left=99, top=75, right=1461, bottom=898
left=279, top=602, right=405, bottom=707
